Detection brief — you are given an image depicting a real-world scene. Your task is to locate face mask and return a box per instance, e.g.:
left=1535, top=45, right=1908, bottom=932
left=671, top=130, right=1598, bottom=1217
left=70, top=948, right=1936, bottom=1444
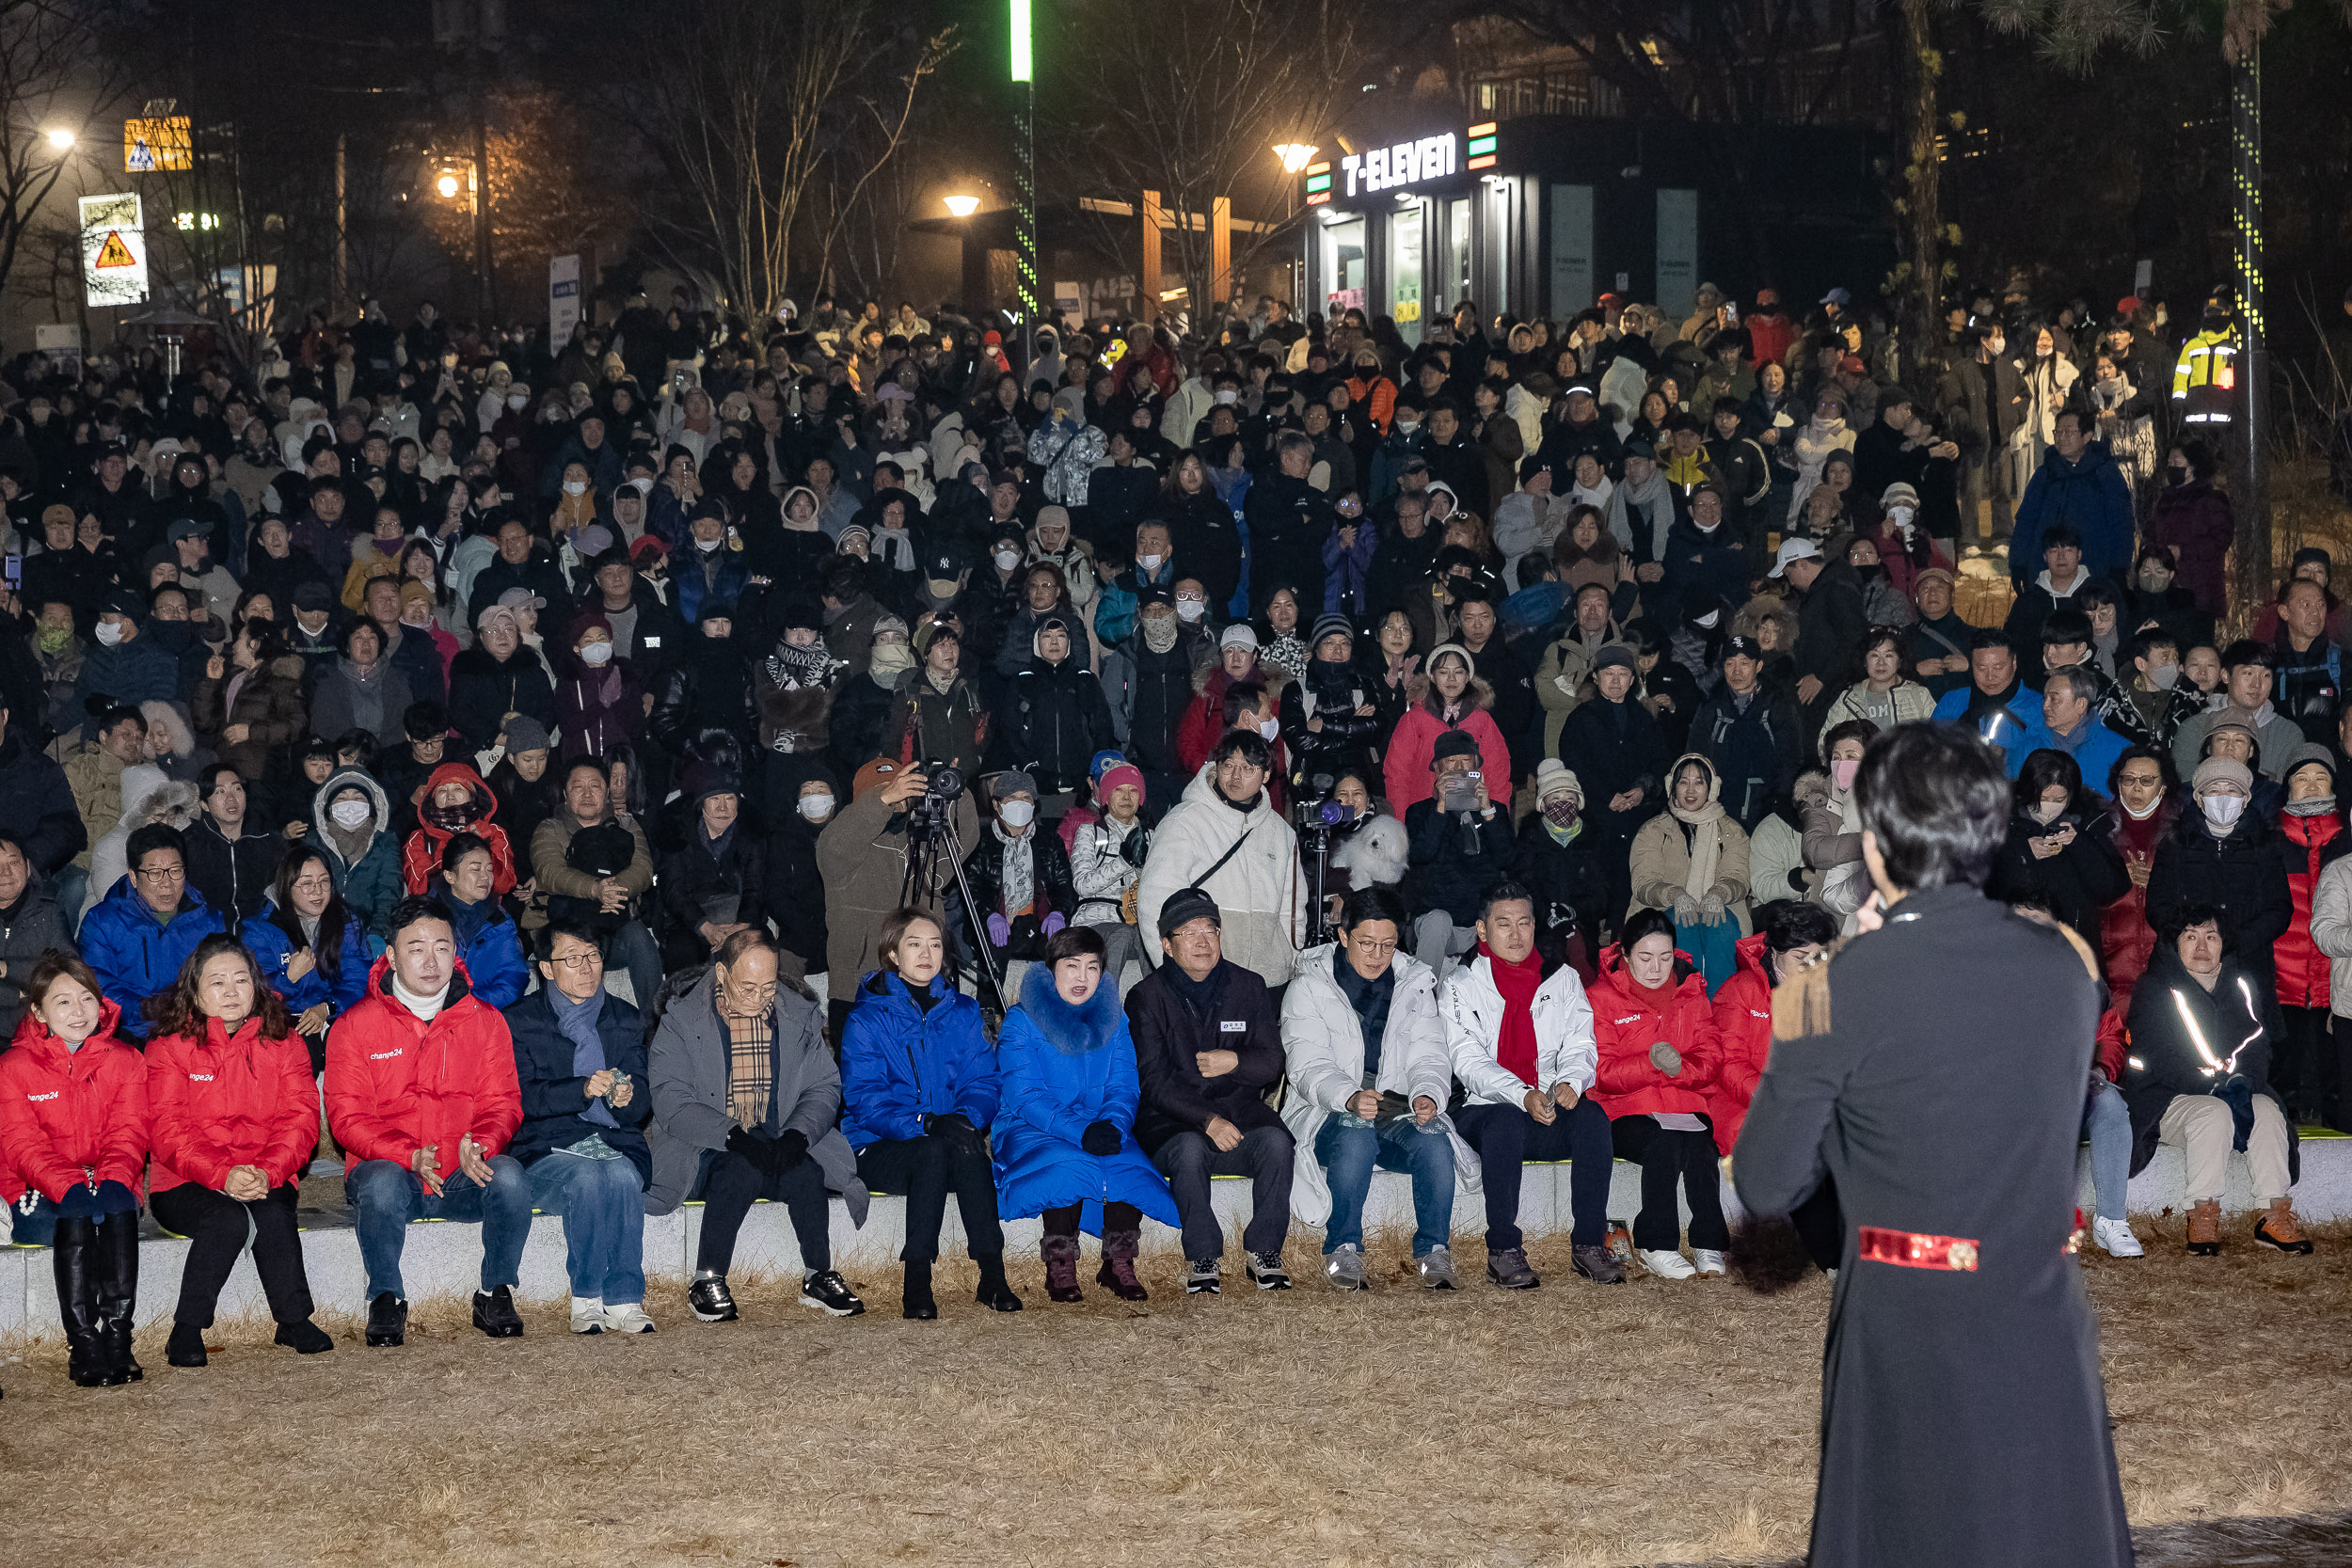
left=1137, top=553, right=1165, bottom=572
left=2121, top=793, right=2163, bottom=820
left=1854, top=563, right=1882, bottom=582
left=694, top=536, right=723, bottom=553
left=423, top=799, right=482, bottom=832
left=1541, top=799, right=1581, bottom=829
left=993, top=548, right=1021, bottom=571
left=2201, top=794, right=2246, bottom=829
left=1830, top=759, right=1860, bottom=792
left=999, top=799, right=1036, bottom=828
left=1175, top=599, right=1206, bottom=623
left=1213, top=389, right=1238, bottom=404
left=94, top=621, right=124, bottom=646
left=799, top=793, right=835, bottom=822
left=37, top=625, right=71, bottom=655
left=330, top=800, right=372, bottom=829
left=2166, top=467, right=2188, bottom=486
left=2029, top=800, right=2065, bottom=825
left=1886, top=504, right=1915, bottom=527
left=563, top=480, right=588, bottom=497
left=507, top=393, right=527, bottom=411
left=1257, top=718, right=1279, bottom=740
left=2138, top=569, right=2172, bottom=593
left=580, top=640, right=613, bottom=666
left=1140, top=615, right=1179, bottom=654
left=1692, top=610, right=1720, bottom=629
left=2285, top=796, right=2337, bottom=817
left=2147, top=661, right=2181, bottom=689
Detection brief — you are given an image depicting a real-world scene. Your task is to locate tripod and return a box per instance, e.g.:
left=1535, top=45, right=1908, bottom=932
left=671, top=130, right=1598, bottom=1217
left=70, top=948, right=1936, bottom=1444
left=902, top=813, right=1009, bottom=1016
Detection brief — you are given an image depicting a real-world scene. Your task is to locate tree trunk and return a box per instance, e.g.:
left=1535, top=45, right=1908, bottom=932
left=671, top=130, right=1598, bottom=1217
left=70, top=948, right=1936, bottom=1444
left=1895, top=0, right=1947, bottom=394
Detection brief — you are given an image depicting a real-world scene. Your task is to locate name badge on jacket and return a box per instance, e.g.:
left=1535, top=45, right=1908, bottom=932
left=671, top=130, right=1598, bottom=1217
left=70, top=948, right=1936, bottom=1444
left=1219, top=1020, right=1247, bottom=1033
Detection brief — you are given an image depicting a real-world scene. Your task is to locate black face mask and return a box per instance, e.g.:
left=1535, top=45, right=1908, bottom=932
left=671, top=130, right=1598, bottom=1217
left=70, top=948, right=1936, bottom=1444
left=2166, top=466, right=2189, bottom=486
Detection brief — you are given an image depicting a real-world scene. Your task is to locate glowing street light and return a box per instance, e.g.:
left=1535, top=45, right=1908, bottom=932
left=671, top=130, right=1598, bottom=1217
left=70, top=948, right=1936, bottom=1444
left=943, top=193, right=980, bottom=218
left=436, top=171, right=462, bottom=199
left=1273, top=142, right=1318, bottom=174
left=43, top=127, right=74, bottom=151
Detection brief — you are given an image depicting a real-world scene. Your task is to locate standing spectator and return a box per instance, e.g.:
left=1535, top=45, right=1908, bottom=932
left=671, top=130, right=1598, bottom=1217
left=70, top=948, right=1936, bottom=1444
left=1125, top=887, right=1295, bottom=1294
left=992, top=927, right=1178, bottom=1304
left=841, top=907, right=1023, bottom=1319
left=79, top=822, right=228, bottom=1043
left=2144, top=440, right=2232, bottom=622
left=326, top=895, right=532, bottom=1349
left=143, top=936, right=335, bottom=1367
left=2010, top=410, right=2135, bottom=584
left=1775, top=538, right=1867, bottom=738
left=504, top=920, right=657, bottom=1335
left=1555, top=643, right=1671, bottom=923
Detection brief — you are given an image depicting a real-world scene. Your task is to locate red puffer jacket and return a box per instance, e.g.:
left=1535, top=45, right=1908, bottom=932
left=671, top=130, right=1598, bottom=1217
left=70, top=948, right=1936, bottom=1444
left=2095, top=1007, right=2127, bottom=1084
left=2101, top=799, right=2178, bottom=1016
left=0, top=1001, right=149, bottom=1205
left=324, top=957, right=521, bottom=1173
left=146, top=1015, right=319, bottom=1194
left=399, top=762, right=519, bottom=897
left=2273, top=810, right=2349, bottom=1010
left=1708, top=933, right=1775, bottom=1156
left=1587, top=944, right=1720, bottom=1121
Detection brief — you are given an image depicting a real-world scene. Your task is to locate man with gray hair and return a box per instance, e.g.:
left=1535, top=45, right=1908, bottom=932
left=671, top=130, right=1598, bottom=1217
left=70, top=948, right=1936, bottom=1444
left=2023, top=665, right=2129, bottom=787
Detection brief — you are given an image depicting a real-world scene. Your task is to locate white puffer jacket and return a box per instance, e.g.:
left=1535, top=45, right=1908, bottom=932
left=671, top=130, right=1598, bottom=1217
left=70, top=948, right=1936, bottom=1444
left=1137, top=764, right=1309, bottom=987
left=1442, top=952, right=1598, bottom=1108
left=1280, top=945, right=1477, bottom=1222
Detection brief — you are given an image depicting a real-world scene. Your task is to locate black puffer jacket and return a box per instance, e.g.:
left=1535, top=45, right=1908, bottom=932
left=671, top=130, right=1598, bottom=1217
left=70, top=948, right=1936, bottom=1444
left=1279, top=657, right=1381, bottom=791
left=955, top=822, right=1075, bottom=963
left=2121, top=942, right=2299, bottom=1181
left=1984, top=804, right=2131, bottom=951
left=1004, top=653, right=1115, bottom=797
left=2145, top=808, right=2293, bottom=995
left=656, top=820, right=768, bottom=968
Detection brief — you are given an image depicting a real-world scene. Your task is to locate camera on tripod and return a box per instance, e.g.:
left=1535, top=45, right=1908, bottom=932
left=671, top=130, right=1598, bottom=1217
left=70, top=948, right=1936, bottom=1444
left=1291, top=772, right=1352, bottom=842
left=904, top=765, right=965, bottom=839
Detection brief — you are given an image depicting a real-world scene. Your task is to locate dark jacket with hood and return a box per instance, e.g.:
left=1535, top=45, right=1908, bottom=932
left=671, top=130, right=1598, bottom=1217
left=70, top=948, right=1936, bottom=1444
left=956, top=821, right=1076, bottom=963
left=182, top=812, right=287, bottom=933
left=2121, top=942, right=2300, bottom=1181
left=1006, top=644, right=1115, bottom=797
left=0, top=726, right=86, bottom=874
left=2145, top=805, right=2293, bottom=996
left=448, top=641, right=558, bottom=754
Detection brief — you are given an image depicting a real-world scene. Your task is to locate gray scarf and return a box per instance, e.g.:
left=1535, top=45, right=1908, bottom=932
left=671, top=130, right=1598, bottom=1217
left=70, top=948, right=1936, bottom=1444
left=549, top=984, right=618, bottom=1128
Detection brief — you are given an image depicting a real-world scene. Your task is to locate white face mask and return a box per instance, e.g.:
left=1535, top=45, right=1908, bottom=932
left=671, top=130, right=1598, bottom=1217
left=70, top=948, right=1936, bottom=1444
left=2030, top=800, right=2065, bottom=825
left=580, top=640, right=613, bottom=665
left=999, top=798, right=1036, bottom=828
left=330, top=799, right=372, bottom=829
left=563, top=480, right=588, bottom=497
left=94, top=621, right=125, bottom=646
left=1213, top=389, right=1238, bottom=404
left=2121, top=793, right=2163, bottom=820
left=1257, top=717, right=1279, bottom=739
left=798, top=793, right=835, bottom=821
left=2202, top=794, right=2247, bottom=829
left=1175, top=599, right=1206, bottom=623
left=1693, top=610, right=1720, bottom=629
left=1137, top=553, right=1165, bottom=572
left=993, top=548, right=1021, bottom=571
left=1886, top=504, right=1915, bottom=526
left=506, top=393, right=527, bottom=411
left=694, top=535, right=723, bottom=553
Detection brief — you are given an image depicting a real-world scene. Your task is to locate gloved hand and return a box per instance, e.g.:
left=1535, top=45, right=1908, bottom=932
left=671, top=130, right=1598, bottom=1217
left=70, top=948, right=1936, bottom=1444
left=1080, top=1119, right=1122, bottom=1156
left=925, top=1112, right=983, bottom=1151
left=725, top=1125, right=777, bottom=1172
left=986, top=913, right=1011, bottom=948
left=769, top=1127, right=809, bottom=1171
left=1649, top=1039, right=1683, bottom=1077
left=1699, top=894, right=1727, bottom=925
left=1041, top=911, right=1066, bottom=937
left=1673, top=893, right=1701, bottom=924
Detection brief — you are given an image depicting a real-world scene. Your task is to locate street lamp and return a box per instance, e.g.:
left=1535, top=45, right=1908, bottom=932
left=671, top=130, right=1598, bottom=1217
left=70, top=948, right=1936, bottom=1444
left=943, top=193, right=980, bottom=218
left=437, top=170, right=462, bottom=200
left=43, top=127, right=74, bottom=151
left=1272, top=142, right=1317, bottom=174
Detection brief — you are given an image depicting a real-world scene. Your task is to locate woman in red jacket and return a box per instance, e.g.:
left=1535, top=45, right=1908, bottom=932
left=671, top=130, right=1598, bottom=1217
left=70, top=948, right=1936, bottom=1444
left=145, top=934, right=335, bottom=1368
left=1588, top=907, right=1729, bottom=1279
left=1708, top=900, right=1840, bottom=1159
left=0, top=952, right=149, bottom=1386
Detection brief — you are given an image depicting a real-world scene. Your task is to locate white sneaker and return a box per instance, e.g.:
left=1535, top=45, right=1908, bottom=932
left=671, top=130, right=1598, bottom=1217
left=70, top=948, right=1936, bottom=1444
left=2093, top=1217, right=2144, bottom=1259
left=1692, top=1248, right=1726, bottom=1276
left=1640, top=1247, right=1696, bottom=1280
left=569, top=1295, right=608, bottom=1334
left=602, top=1303, right=657, bottom=1334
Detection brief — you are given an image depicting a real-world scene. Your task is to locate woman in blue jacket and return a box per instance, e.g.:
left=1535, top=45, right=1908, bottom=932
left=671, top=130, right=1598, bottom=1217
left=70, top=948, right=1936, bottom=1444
left=841, top=906, right=1020, bottom=1320
left=428, top=832, right=530, bottom=1010
left=242, top=846, right=372, bottom=1070
left=994, top=925, right=1177, bottom=1303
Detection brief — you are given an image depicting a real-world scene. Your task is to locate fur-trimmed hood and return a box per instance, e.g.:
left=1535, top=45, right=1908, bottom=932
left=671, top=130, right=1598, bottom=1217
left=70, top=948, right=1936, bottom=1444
left=139, top=699, right=195, bottom=759
left=1730, top=594, right=1799, bottom=653
left=1790, top=767, right=1833, bottom=813
left=1406, top=672, right=1496, bottom=717
left=1013, top=960, right=1125, bottom=1053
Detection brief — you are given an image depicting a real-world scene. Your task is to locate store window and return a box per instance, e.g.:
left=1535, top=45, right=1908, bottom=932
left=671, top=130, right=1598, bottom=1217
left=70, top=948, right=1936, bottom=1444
left=1390, top=202, right=1424, bottom=346
left=1318, top=215, right=1367, bottom=317
left=1447, top=198, right=1470, bottom=318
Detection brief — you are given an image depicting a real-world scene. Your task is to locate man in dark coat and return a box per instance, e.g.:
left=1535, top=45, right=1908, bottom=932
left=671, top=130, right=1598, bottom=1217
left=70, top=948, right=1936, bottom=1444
left=1688, top=636, right=1804, bottom=832
left=1243, top=433, right=1337, bottom=615
left=1124, top=887, right=1295, bottom=1292
left=0, top=697, right=86, bottom=876
left=2146, top=754, right=2293, bottom=997
left=1735, top=722, right=2132, bottom=1568
left=1554, top=643, right=1670, bottom=921
left=1775, top=539, right=1867, bottom=740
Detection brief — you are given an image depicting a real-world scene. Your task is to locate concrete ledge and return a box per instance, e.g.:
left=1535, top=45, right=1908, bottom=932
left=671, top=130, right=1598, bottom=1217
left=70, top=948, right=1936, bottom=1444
left=3, top=1138, right=2344, bottom=1340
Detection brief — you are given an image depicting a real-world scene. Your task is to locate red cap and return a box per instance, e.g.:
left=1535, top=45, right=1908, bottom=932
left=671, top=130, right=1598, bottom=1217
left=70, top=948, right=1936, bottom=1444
left=1597, top=292, right=1625, bottom=308
left=1838, top=353, right=1867, bottom=374
left=2115, top=294, right=2143, bottom=317
left=982, top=329, right=1002, bottom=345
left=628, top=533, right=668, bottom=563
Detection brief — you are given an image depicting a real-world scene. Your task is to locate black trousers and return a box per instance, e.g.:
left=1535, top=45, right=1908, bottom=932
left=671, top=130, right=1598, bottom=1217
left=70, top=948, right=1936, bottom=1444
left=1454, top=1097, right=1613, bottom=1248
left=857, top=1132, right=1005, bottom=1265
left=1152, top=1123, right=1295, bottom=1259
left=1609, top=1115, right=1729, bottom=1251
left=1792, top=1178, right=1846, bottom=1272
left=692, top=1148, right=833, bottom=1275
left=1042, top=1201, right=1141, bottom=1236
left=2278, top=1005, right=2329, bottom=1122
left=148, top=1181, right=314, bottom=1329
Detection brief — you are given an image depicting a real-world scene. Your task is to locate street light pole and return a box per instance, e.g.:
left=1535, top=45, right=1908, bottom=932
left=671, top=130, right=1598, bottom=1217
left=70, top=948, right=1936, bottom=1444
left=2229, top=40, right=2267, bottom=616
left=473, top=103, right=496, bottom=325
left=1010, top=0, right=1039, bottom=366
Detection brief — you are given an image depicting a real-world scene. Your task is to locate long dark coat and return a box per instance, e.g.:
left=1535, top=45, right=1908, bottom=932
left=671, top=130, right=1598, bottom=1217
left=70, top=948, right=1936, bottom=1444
left=1734, top=883, right=2132, bottom=1568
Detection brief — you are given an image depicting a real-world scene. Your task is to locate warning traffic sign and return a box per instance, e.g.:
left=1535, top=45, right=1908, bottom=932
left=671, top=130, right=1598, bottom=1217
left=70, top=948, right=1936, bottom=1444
left=94, top=230, right=135, bottom=268
left=78, top=194, right=148, bottom=307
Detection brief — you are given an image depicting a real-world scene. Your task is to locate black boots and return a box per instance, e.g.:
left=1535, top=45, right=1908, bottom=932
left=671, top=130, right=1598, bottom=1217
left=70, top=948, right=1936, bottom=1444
left=167, top=1323, right=208, bottom=1368
left=901, top=1261, right=937, bottom=1320
left=52, top=1212, right=143, bottom=1386
left=95, top=1212, right=142, bottom=1383
left=973, top=1253, right=1023, bottom=1313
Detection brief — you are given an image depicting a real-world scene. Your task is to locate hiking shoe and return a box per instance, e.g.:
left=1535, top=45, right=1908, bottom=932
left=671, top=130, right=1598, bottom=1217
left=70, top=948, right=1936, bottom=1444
left=2186, top=1198, right=2222, bottom=1256
left=1486, top=1246, right=1540, bottom=1290
left=1692, top=1248, right=1726, bottom=1276
left=472, top=1285, right=525, bottom=1338
left=800, top=1269, right=866, bottom=1317
left=1571, top=1243, right=1625, bottom=1285
left=1323, top=1243, right=1368, bottom=1291
left=688, top=1271, right=739, bottom=1323
left=275, top=1319, right=333, bottom=1354
left=2254, top=1198, right=2313, bottom=1255
left=166, top=1323, right=208, bottom=1368
left=1246, top=1251, right=1292, bottom=1291
left=570, top=1296, right=608, bottom=1334
left=2092, top=1217, right=2143, bottom=1258
left=365, top=1292, right=408, bottom=1347
left=1641, top=1247, right=1697, bottom=1280
left=603, top=1303, right=657, bottom=1334
left=1184, top=1258, right=1222, bottom=1295
left=1417, top=1245, right=1460, bottom=1291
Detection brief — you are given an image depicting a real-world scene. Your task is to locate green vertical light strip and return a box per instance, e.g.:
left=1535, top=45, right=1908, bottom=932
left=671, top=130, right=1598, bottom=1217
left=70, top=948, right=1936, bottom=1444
left=1012, top=0, right=1040, bottom=326
left=1009, top=0, right=1032, bottom=82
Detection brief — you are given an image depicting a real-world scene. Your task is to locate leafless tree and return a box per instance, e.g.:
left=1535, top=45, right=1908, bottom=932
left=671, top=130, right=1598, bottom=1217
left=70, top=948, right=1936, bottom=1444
left=628, top=0, right=954, bottom=329
left=1051, top=0, right=1371, bottom=318
left=0, top=0, right=131, bottom=305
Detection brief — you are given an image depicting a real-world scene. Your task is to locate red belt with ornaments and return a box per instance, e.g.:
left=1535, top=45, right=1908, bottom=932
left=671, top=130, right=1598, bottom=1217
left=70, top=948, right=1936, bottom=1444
left=1857, top=1226, right=1979, bottom=1273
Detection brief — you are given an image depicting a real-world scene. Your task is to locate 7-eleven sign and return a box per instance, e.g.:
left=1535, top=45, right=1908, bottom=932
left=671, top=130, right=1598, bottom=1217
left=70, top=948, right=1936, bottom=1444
left=79, top=193, right=149, bottom=307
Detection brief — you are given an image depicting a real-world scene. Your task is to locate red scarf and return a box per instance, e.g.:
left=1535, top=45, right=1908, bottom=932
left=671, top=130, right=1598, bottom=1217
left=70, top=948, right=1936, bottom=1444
left=1482, top=942, right=1545, bottom=1086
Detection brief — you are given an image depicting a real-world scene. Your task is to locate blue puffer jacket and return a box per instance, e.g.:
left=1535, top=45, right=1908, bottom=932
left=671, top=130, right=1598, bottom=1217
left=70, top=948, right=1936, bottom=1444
left=76, top=878, right=227, bottom=1040
left=992, top=964, right=1177, bottom=1231
left=242, top=897, right=372, bottom=1015
left=839, top=969, right=1000, bottom=1149
left=433, top=879, right=531, bottom=1011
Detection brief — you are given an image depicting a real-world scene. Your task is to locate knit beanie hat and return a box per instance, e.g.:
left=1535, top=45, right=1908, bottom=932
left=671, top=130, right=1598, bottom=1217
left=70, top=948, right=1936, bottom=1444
left=2191, top=756, right=2252, bottom=797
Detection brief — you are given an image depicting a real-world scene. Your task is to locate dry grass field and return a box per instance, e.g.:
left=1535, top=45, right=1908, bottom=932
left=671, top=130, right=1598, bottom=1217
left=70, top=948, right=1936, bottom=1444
left=3, top=1214, right=2346, bottom=1568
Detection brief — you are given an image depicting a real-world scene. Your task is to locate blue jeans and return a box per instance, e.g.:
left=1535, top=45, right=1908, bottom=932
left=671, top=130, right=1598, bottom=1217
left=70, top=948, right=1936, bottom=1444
left=607, top=919, right=662, bottom=1014
left=347, top=1155, right=532, bottom=1302
left=527, top=1149, right=646, bottom=1305
left=7, top=1179, right=139, bottom=1244
left=2082, top=1081, right=2132, bottom=1222
left=51, top=863, right=87, bottom=938
left=1314, top=1115, right=1455, bottom=1258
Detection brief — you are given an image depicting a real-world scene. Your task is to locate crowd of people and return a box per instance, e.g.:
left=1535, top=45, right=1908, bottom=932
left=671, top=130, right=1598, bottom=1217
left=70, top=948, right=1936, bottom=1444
left=0, top=275, right=2329, bottom=1390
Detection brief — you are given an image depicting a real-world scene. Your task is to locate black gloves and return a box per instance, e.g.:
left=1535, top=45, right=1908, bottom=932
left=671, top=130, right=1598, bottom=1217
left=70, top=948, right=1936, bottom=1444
left=770, top=1128, right=809, bottom=1170
left=1080, top=1119, right=1122, bottom=1157
left=725, top=1125, right=775, bottom=1172
left=925, top=1111, right=977, bottom=1140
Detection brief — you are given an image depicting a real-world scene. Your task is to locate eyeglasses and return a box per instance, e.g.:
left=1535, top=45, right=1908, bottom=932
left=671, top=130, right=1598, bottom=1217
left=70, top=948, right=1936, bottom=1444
left=135, top=865, right=184, bottom=882
left=547, top=951, right=603, bottom=971
left=291, top=877, right=333, bottom=895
